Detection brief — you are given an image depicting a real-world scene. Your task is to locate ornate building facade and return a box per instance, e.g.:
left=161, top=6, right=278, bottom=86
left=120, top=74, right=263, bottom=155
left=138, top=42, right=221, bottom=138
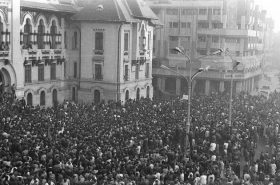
left=1, top=0, right=158, bottom=106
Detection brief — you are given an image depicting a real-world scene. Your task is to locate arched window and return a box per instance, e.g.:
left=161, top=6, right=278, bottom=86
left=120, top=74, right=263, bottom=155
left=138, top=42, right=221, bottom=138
left=52, top=89, right=57, bottom=106
left=136, top=88, right=140, bottom=100
left=125, top=90, right=129, bottom=101
left=94, top=90, right=100, bottom=104
left=27, top=93, right=32, bottom=106
left=40, top=91, right=45, bottom=106
left=23, top=18, right=32, bottom=47
left=50, top=20, right=57, bottom=49
left=37, top=19, right=45, bottom=49
left=146, top=86, right=150, bottom=99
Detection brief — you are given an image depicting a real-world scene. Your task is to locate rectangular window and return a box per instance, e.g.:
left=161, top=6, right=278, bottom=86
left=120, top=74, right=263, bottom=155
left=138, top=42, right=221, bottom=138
left=198, top=35, right=206, bottom=42
left=182, top=9, right=194, bottom=15
left=181, top=22, right=187, bottom=28
left=199, top=9, right=207, bottom=15
left=124, top=32, right=129, bottom=52
left=50, top=63, right=56, bottom=80
left=95, top=32, right=104, bottom=51
left=124, top=65, right=129, bottom=81
left=38, top=64, right=44, bottom=81
left=198, top=22, right=209, bottom=29
left=25, top=65, right=31, bottom=83
left=95, top=64, right=102, bottom=80
left=148, top=31, right=151, bottom=50
left=169, top=36, right=179, bottom=54
left=166, top=8, right=178, bottom=15
left=64, top=31, right=67, bottom=49
left=187, top=22, right=191, bottom=28
left=153, top=34, right=156, bottom=54
left=73, top=31, right=77, bottom=49
left=74, top=62, right=77, bottom=78
left=135, top=64, right=139, bottom=80
left=212, top=23, right=223, bottom=29
left=213, top=9, right=221, bottom=15
left=173, top=22, right=179, bottom=28
left=169, top=22, right=173, bottom=28
left=145, top=63, right=150, bottom=78
left=212, top=36, right=219, bottom=43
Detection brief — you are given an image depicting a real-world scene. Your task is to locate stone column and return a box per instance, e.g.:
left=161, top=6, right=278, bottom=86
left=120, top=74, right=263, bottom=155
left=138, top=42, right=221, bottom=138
left=219, top=81, right=225, bottom=93
left=161, top=77, right=166, bottom=92
left=176, top=78, right=181, bottom=95
left=244, top=80, right=247, bottom=92
left=251, top=77, right=255, bottom=92
left=236, top=81, right=243, bottom=93
left=157, top=77, right=162, bottom=91
left=247, top=79, right=251, bottom=92
left=205, top=80, right=210, bottom=95
left=12, top=0, right=24, bottom=98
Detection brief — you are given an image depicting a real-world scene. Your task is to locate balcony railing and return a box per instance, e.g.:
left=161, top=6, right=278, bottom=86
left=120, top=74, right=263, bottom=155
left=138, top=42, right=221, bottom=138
left=197, top=15, right=208, bottom=21
left=94, top=49, right=104, bottom=55
left=95, top=74, right=103, bottom=81
left=22, top=49, right=65, bottom=60
left=0, top=50, right=9, bottom=58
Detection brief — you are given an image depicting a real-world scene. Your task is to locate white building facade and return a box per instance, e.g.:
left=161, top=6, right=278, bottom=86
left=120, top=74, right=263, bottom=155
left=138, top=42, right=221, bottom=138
left=0, top=0, right=158, bottom=106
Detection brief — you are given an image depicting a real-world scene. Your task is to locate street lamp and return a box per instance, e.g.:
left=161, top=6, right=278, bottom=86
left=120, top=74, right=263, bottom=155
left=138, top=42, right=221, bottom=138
left=160, top=64, right=209, bottom=152
left=160, top=48, right=212, bottom=152
left=219, top=48, right=241, bottom=127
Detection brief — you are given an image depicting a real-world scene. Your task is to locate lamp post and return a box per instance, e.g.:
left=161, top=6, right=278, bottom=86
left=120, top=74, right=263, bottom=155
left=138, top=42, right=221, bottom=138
left=228, top=59, right=240, bottom=127
left=161, top=47, right=221, bottom=152
left=160, top=64, right=209, bottom=152
left=218, top=48, right=241, bottom=127
left=160, top=63, right=209, bottom=152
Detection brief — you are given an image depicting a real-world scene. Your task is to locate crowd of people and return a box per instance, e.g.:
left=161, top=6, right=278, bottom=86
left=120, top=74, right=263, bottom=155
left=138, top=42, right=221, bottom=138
left=1, top=91, right=280, bottom=185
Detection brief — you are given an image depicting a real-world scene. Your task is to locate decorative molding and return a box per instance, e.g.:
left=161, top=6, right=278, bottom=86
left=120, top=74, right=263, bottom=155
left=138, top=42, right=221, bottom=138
left=93, top=28, right=105, bottom=32
left=24, top=89, right=34, bottom=96
left=20, top=10, right=38, bottom=26
left=0, top=6, right=8, bottom=24
left=21, top=10, right=61, bottom=28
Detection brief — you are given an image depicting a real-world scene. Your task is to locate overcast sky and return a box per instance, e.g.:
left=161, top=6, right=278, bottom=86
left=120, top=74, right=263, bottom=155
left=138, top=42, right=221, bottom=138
left=255, top=0, right=280, bottom=32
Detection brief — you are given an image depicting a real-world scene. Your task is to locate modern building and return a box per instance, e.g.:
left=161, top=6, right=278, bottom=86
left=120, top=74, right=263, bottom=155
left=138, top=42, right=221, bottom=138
left=0, top=0, right=158, bottom=106
left=146, top=0, right=274, bottom=98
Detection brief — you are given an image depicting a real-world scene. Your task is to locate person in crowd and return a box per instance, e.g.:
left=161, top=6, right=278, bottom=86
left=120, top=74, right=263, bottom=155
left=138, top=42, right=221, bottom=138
left=0, top=91, right=280, bottom=185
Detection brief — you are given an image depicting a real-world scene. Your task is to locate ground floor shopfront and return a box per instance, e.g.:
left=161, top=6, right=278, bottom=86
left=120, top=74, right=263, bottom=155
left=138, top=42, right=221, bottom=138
left=152, top=73, right=262, bottom=98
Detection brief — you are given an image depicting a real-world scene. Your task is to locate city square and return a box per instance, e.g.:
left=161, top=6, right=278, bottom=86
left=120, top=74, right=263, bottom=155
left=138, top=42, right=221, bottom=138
left=0, top=0, right=280, bottom=184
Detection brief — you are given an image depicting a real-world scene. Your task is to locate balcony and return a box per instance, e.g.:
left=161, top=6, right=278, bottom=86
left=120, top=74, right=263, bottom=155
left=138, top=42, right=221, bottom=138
left=197, top=15, right=208, bottom=21
left=168, top=28, right=179, bottom=35
left=0, top=50, right=9, bottom=59
left=197, top=28, right=257, bottom=37
left=211, top=15, right=222, bottom=22
left=94, top=49, right=104, bottom=55
left=179, top=29, right=192, bottom=36
left=197, top=42, right=207, bottom=48
left=94, top=74, right=103, bottom=81
left=124, top=75, right=129, bottom=81
left=22, top=49, right=65, bottom=60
